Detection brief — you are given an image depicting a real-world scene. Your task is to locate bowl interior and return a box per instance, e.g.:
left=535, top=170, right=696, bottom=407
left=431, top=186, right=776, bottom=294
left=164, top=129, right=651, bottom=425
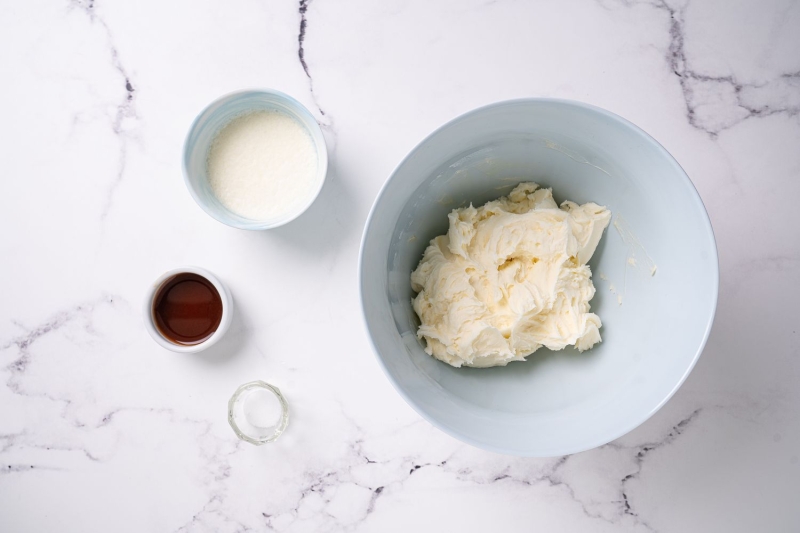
left=360, top=100, right=717, bottom=456
left=183, top=90, right=328, bottom=230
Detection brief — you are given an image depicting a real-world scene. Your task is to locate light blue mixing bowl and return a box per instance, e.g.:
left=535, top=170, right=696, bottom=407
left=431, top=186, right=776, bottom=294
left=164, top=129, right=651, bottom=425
left=359, top=99, right=718, bottom=456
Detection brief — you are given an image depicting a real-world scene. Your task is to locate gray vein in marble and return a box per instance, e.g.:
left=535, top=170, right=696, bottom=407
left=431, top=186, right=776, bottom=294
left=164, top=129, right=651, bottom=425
left=146, top=409, right=246, bottom=533
left=448, top=454, right=632, bottom=528
left=606, top=0, right=800, bottom=136
left=68, top=0, right=138, bottom=218
left=615, top=408, right=702, bottom=532
left=0, top=399, right=247, bottom=526
left=0, top=432, right=25, bottom=454
left=254, top=406, right=705, bottom=532
left=0, top=429, right=102, bottom=465
left=295, top=0, right=338, bottom=153
left=260, top=411, right=419, bottom=531
left=1, top=433, right=94, bottom=473
left=258, top=413, right=580, bottom=530
left=2, top=295, right=118, bottom=397
left=661, top=0, right=800, bottom=136
left=2, top=464, right=63, bottom=475
left=365, top=485, right=384, bottom=515
left=468, top=409, right=703, bottom=530
left=298, top=0, right=326, bottom=118
left=0, top=404, right=245, bottom=531
left=0, top=296, right=130, bottom=466
left=40, top=405, right=245, bottom=532
left=8, top=432, right=104, bottom=460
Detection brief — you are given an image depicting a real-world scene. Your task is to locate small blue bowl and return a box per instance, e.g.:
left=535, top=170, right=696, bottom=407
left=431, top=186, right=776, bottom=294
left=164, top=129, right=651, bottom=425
left=183, top=89, right=328, bottom=230
left=360, top=99, right=718, bottom=457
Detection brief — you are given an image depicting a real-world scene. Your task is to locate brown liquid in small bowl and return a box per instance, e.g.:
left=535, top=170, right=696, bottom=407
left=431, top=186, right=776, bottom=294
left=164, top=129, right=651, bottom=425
left=153, top=273, right=223, bottom=345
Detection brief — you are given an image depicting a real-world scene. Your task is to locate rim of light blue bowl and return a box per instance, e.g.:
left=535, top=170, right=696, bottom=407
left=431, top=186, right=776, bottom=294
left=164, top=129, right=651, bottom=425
left=182, top=89, right=328, bottom=230
left=358, top=97, right=719, bottom=457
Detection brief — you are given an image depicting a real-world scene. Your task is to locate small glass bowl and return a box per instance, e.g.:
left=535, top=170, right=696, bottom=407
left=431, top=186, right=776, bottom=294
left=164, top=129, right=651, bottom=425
left=228, top=381, right=289, bottom=445
left=183, top=89, right=328, bottom=230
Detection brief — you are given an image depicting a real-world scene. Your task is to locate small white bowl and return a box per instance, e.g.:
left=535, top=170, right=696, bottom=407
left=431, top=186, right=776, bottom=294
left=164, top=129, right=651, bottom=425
left=143, top=266, right=234, bottom=353
left=183, top=89, right=328, bottom=230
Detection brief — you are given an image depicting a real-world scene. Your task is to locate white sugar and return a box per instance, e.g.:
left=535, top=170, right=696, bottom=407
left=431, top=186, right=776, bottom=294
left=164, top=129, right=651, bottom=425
left=207, top=110, right=317, bottom=220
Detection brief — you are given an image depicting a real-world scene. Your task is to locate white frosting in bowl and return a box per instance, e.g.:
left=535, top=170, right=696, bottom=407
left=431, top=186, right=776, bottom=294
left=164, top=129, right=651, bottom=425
left=411, top=182, right=611, bottom=368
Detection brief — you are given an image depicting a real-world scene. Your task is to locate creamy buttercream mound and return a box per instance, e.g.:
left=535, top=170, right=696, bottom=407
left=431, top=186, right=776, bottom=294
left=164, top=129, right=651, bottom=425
left=410, top=182, right=612, bottom=368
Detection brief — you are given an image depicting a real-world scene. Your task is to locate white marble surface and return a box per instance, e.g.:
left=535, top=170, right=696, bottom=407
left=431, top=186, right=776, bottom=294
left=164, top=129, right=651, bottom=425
left=1, top=0, right=799, bottom=531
